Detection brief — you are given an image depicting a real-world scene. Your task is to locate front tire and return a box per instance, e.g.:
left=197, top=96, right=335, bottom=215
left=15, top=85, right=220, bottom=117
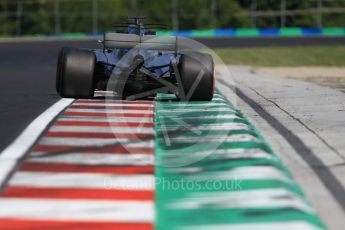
left=56, top=48, right=96, bottom=98
left=178, top=52, right=214, bottom=101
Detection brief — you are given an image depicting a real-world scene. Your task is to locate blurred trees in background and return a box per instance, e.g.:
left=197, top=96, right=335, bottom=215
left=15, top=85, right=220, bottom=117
left=1, top=0, right=345, bottom=36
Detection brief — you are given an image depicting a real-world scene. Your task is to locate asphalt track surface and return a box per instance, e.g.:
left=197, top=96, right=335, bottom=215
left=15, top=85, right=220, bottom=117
left=0, top=40, right=98, bottom=152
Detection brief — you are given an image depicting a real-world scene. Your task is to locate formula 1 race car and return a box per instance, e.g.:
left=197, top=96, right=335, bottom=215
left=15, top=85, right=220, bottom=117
left=56, top=16, right=214, bottom=101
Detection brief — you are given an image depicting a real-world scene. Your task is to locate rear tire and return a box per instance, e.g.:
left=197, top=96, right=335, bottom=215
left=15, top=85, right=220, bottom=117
left=56, top=47, right=70, bottom=94
left=56, top=48, right=96, bottom=98
left=178, top=52, right=214, bottom=101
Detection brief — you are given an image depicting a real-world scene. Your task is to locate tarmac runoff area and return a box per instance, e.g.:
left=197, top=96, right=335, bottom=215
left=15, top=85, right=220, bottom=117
left=256, top=67, right=345, bottom=93
left=217, top=66, right=345, bottom=230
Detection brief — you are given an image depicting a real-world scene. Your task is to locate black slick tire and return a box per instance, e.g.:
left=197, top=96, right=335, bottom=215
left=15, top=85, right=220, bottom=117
left=56, top=48, right=96, bottom=98
left=178, top=52, right=214, bottom=101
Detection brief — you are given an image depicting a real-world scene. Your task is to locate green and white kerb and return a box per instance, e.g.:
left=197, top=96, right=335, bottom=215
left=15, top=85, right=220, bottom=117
left=155, top=93, right=326, bottom=230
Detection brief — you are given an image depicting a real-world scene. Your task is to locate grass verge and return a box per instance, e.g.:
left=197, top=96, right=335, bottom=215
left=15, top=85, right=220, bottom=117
left=215, top=45, right=345, bottom=66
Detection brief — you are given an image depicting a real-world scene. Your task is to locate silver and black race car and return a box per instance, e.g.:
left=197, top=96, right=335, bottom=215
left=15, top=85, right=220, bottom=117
left=56, top=16, right=214, bottom=101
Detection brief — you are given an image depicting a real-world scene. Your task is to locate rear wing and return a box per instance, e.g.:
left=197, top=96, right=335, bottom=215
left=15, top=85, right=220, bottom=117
left=103, top=33, right=177, bottom=52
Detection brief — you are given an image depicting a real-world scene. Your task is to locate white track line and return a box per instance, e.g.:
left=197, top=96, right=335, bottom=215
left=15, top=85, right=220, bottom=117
left=0, top=198, right=154, bottom=222
left=163, top=149, right=276, bottom=161
left=180, top=222, right=322, bottom=230
left=39, top=137, right=153, bottom=146
left=168, top=134, right=259, bottom=143
left=171, top=166, right=293, bottom=184
left=27, top=153, right=154, bottom=166
left=31, top=150, right=151, bottom=156
left=73, top=102, right=154, bottom=107
left=66, top=108, right=154, bottom=114
left=168, top=188, right=314, bottom=213
left=157, top=115, right=241, bottom=120
left=157, top=123, right=251, bottom=131
left=49, top=126, right=154, bottom=134
left=9, top=172, right=155, bottom=190
left=0, top=99, right=74, bottom=186
left=158, top=108, right=237, bottom=113
left=158, top=103, right=229, bottom=107
left=58, top=116, right=153, bottom=123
